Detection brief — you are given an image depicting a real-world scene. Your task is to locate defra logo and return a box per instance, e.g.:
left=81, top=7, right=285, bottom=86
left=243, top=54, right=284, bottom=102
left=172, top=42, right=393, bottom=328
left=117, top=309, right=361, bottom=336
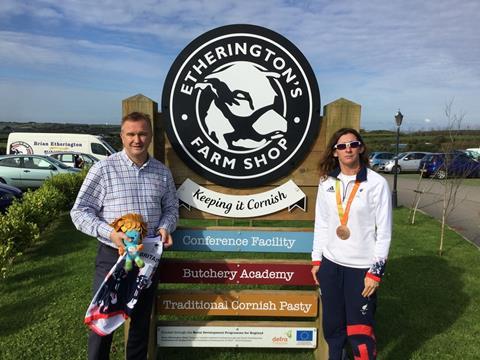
left=272, top=336, right=288, bottom=343
left=162, top=24, right=320, bottom=188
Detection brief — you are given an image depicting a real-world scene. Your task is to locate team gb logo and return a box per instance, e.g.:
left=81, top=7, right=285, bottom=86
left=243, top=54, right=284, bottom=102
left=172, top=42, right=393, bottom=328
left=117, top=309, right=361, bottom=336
left=162, top=24, right=320, bottom=188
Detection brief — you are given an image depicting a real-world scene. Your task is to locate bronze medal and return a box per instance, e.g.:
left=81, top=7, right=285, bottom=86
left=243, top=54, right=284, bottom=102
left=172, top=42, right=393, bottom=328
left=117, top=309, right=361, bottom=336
left=336, top=225, right=350, bottom=240
left=335, top=179, right=360, bottom=241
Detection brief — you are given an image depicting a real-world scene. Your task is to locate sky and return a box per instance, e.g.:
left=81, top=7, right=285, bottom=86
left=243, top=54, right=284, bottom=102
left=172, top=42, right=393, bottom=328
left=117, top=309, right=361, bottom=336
left=0, top=0, right=479, bottom=131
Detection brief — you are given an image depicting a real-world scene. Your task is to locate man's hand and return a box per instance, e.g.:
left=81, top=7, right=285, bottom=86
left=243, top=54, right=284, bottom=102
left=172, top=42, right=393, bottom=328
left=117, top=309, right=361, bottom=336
left=110, top=230, right=129, bottom=252
left=311, top=265, right=320, bottom=286
left=362, top=276, right=380, bottom=298
left=158, top=228, right=173, bottom=249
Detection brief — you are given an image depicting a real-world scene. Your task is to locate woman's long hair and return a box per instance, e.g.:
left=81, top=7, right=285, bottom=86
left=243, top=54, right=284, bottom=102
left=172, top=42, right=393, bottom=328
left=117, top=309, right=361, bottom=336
left=318, top=128, right=370, bottom=178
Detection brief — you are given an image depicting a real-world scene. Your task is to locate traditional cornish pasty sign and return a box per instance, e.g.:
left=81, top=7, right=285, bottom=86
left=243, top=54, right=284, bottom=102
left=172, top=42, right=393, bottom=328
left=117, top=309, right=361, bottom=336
left=162, top=24, right=320, bottom=217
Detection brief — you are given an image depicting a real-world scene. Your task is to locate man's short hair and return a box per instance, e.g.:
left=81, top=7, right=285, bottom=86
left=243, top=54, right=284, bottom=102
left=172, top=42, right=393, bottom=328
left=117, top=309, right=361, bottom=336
left=121, top=112, right=152, bottom=130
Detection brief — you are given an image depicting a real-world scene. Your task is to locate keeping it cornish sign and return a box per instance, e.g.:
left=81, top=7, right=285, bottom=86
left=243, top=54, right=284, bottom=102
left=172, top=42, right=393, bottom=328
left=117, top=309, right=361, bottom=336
left=162, top=24, right=320, bottom=189
left=177, top=178, right=305, bottom=217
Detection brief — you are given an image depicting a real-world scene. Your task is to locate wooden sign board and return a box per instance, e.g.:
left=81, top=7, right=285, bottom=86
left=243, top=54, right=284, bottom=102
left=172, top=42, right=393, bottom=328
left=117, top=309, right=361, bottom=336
left=171, top=228, right=313, bottom=253
left=157, top=290, right=318, bottom=317
left=158, top=259, right=315, bottom=286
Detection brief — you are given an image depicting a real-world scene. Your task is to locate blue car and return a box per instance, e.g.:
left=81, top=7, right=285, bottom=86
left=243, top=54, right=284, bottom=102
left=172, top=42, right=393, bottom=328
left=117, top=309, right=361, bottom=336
left=0, top=183, right=23, bottom=213
left=419, top=152, right=480, bottom=179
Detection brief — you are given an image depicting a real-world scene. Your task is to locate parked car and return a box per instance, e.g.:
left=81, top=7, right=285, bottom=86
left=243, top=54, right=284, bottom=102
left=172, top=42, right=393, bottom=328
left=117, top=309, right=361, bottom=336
left=48, top=151, right=99, bottom=168
left=0, top=183, right=23, bottom=213
left=419, top=152, right=480, bottom=179
left=0, top=154, right=80, bottom=189
left=369, top=152, right=395, bottom=171
left=383, top=152, right=431, bottom=174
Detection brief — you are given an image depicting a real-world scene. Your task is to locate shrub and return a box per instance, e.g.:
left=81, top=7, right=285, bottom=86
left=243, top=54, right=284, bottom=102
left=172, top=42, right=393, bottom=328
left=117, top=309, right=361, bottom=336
left=0, top=170, right=87, bottom=278
left=6, top=185, right=67, bottom=231
left=0, top=214, right=40, bottom=278
left=43, top=169, right=87, bottom=207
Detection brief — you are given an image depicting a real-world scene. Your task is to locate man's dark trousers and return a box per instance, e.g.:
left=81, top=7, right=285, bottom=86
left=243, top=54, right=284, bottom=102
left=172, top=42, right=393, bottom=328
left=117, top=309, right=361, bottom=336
left=88, top=243, right=160, bottom=360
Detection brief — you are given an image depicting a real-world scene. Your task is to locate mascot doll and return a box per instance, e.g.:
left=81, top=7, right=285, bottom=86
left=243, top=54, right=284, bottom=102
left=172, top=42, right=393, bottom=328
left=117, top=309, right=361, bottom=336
left=85, top=213, right=163, bottom=336
left=110, top=213, right=147, bottom=271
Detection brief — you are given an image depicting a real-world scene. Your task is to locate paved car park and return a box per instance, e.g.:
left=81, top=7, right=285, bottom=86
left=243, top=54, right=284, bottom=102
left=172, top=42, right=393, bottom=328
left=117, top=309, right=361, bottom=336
left=384, top=174, right=480, bottom=247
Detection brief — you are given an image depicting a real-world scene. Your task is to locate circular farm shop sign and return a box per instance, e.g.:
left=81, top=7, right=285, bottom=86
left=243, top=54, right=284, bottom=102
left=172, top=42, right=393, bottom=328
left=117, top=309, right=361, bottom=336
left=162, top=24, right=320, bottom=188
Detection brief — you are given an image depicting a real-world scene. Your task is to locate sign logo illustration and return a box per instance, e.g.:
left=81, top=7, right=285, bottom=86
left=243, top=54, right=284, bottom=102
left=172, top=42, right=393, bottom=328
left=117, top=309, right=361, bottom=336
left=163, top=24, right=320, bottom=188
left=9, top=141, right=33, bottom=155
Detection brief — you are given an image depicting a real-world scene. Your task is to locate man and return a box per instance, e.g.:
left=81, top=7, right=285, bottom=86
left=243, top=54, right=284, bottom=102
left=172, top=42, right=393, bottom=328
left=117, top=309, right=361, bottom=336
left=71, top=112, right=179, bottom=359
left=74, top=154, right=84, bottom=169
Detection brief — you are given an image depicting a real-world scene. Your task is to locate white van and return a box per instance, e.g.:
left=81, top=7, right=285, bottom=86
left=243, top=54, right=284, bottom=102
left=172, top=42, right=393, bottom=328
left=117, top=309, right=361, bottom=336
left=6, top=133, right=116, bottom=159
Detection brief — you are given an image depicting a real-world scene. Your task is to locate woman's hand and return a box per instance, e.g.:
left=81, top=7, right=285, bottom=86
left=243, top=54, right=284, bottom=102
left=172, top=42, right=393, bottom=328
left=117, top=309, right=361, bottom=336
left=311, top=265, right=320, bottom=285
left=362, top=277, right=379, bottom=297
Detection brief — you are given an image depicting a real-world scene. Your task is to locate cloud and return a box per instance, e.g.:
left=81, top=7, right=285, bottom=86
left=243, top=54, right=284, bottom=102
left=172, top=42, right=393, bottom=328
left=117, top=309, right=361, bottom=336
left=0, top=31, right=170, bottom=77
left=0, top=0, right=479, bottom=129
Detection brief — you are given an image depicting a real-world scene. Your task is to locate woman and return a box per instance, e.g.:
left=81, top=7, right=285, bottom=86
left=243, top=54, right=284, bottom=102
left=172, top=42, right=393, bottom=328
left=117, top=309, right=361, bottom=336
left=311, top=128, right=392, bottom=360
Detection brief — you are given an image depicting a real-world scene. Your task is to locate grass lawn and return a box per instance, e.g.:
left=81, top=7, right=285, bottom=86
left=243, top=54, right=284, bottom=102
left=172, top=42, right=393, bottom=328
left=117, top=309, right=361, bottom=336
left=1, top=208, right=479, bottom=359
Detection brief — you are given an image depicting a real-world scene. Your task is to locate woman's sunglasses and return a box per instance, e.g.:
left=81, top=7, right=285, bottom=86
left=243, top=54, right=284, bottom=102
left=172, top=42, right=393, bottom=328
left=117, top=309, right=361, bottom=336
left=333, top=140, right=362, bottom=150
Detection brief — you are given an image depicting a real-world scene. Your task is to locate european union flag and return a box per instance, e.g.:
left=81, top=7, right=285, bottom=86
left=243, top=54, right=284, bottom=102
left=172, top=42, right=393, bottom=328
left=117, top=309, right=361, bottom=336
left=296, top=330, right=313, bottom=341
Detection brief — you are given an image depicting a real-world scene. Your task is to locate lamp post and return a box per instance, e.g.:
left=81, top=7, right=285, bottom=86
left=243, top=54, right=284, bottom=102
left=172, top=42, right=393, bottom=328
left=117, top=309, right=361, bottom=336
left=392, top=110, right=403, bottom=208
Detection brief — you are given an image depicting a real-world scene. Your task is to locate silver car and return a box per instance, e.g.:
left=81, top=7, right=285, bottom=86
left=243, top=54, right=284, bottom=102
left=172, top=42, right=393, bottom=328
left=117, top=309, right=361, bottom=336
left=369, top=152, right=395, bottom=171
left=383, top=152, right=431, bottom=174
left=0, top=154, right=80, bottom=189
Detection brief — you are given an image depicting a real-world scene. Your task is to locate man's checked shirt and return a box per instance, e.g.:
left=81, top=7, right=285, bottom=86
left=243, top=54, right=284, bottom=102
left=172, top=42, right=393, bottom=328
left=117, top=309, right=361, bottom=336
left=71, top=150, right=179, bottom=248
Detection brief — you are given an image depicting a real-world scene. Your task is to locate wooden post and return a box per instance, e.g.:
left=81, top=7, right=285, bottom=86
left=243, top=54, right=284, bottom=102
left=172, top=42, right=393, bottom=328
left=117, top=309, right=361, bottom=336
left=321, top=98, right=361, bottom=144
left=122, top=94, right=164, bottom=162
left=313, top=98, right=360, bottom=359
left=121, top=95, right=163, bottom=359
left=314, top=296, right=329, bottom=359
left=123, top=319, right=130, bottom=358
left=123, top=301, right=157, bottom=359
left=147, top=300, right=157, bottom=360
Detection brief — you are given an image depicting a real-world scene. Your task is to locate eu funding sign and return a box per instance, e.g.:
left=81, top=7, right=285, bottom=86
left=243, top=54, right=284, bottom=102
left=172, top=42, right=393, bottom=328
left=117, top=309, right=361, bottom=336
left=162, top=24, right=320, bottom=188
left=158, top=326, right=317, bottom=348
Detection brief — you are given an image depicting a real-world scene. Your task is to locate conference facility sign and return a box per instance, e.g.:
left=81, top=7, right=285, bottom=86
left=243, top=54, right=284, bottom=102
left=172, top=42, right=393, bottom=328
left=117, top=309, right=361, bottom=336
left=162, top=24, right=320, bottom=218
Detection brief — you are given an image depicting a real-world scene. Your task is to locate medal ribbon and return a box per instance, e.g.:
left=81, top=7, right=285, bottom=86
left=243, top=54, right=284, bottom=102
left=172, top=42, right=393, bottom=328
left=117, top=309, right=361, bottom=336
left=335, top=179, right=361, bottom=226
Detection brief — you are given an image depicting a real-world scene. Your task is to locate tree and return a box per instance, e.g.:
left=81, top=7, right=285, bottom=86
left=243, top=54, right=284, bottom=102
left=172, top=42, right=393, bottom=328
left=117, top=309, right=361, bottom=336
left=437, top=101, right=468, bottom=256
left=408, top=169, right=435, bottom=225
left=407, top=101, right=470, bottom=256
